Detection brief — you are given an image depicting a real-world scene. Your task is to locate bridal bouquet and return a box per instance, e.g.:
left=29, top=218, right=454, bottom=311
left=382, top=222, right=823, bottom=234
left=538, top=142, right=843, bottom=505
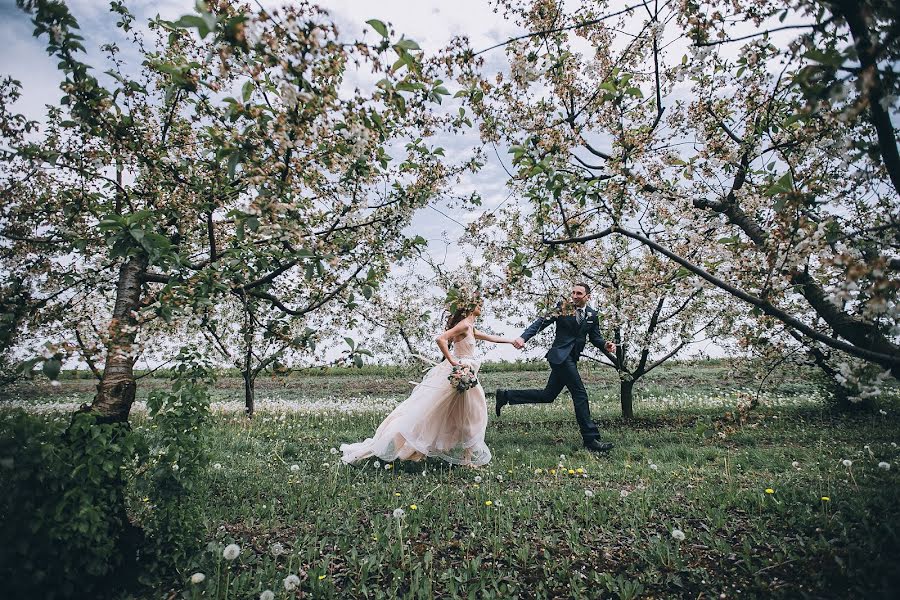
left=448, top=363, right=479, bottom=392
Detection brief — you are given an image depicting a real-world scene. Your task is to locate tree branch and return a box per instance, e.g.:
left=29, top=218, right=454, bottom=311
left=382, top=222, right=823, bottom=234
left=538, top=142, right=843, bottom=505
left=544, top=225, right=900, bottom=371
left=75, top=329, right=102, bottom=380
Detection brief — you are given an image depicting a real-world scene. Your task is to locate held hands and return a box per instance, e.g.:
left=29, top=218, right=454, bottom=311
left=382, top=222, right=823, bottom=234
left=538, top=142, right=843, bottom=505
left=604, top=341, right=616, bottom=354
left=512, top=337, right=526, bottom=350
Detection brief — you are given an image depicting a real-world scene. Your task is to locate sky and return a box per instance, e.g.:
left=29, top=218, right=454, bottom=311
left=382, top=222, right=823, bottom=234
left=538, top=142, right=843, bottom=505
left=1, top=0, right=728, bottom=364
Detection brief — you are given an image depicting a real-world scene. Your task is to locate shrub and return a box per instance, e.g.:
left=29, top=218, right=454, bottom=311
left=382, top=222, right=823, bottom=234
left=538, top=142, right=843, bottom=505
left=0, top=410, right=139, bottom=598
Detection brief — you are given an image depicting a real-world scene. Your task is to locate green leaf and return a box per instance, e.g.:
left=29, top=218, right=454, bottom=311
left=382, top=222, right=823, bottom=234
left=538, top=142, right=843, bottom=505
left=361, top=285, right=373, bottom=300
left=366, top=19, right=388, bottom=38
left=242, top=79, right=254, bottom=103
left=42, top=358, right=62, bottom=380
left=172, top=15, right=210, bottom=39
left=764, top=171, right=793, bottom=197
left=395, top=38, right=420, bottom=51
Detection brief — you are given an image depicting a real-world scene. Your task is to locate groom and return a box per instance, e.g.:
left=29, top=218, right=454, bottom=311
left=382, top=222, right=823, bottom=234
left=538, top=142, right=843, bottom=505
left=495, top=283, right=616, bottom=452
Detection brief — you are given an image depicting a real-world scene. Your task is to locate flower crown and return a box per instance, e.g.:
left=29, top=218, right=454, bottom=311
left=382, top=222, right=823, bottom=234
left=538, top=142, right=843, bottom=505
left=444, top=281, right=483, bottom=314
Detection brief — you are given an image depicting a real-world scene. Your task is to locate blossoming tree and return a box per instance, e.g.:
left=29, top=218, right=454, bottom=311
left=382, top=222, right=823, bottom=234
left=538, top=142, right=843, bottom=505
left=464, top=0, right=899, bottom=401
left=1, top=0, right=473, bottom=421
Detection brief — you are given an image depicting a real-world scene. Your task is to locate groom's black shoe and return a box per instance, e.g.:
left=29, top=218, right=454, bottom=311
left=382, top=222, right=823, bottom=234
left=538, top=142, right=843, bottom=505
left=584, top=439, right=614, bottom=453
left=495, top=389, right=508, bottom=417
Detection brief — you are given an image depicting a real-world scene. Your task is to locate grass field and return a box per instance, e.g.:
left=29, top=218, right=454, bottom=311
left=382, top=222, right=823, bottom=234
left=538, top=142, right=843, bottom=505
left=3, top=361, right=899, bottom=598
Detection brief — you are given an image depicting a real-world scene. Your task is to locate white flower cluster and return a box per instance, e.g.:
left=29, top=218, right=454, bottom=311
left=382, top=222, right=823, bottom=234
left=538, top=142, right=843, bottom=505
left=338, top=122, right=373, bottom=159
left=675, top=45, right=714, bottom=83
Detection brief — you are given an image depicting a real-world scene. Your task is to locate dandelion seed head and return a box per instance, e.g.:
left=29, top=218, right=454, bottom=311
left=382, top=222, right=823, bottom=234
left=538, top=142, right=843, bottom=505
left=260, top=590, right=275, bottom=600
left=393, top=507, right=405, bottom=519
left=190, top=572, right=205, bottom=584
left=842, top=459, right=853, bottom=467
left=283, top=574, right=301, bottom=591
left=585, top=490, right=594, bottom=498
left=878, top=461, right=891, bottom=470
left=290, top=464, right=300, bottom=472
left=671, top=528, right=686, bottom=541
left=223, top=543, right=241, bottom=560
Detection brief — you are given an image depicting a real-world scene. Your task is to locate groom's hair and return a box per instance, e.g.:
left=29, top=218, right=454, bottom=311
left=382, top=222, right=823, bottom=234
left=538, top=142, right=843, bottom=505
left=574, top=282, right=591, bottom=295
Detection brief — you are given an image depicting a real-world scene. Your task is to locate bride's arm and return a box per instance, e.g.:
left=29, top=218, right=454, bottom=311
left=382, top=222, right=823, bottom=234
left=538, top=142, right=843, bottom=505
left=436, top=322, right=470, bottom=366
left=473, top=328, right=514, bottom=344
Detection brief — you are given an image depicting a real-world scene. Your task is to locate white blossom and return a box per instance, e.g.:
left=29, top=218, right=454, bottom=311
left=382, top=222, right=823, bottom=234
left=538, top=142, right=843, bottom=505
left=279, top=81, right=300, bottom=108
left=190, top=572, right=206, bottom=584
left=50, top=25, right=64, bottom=45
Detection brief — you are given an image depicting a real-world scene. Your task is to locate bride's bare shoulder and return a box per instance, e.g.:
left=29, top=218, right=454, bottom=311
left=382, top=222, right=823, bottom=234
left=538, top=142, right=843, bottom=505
left=454, top=324, right=474, bottom=342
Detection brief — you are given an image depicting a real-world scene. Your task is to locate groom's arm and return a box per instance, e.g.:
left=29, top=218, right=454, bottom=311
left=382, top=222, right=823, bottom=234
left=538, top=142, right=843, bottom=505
left=587, top=315, right=607, bottom=349
left=521, top=314, right=556, bottom=342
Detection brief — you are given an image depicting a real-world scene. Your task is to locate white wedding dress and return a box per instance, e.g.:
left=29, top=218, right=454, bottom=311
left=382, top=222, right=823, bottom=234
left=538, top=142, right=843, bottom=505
left=340, top=331, right=492, bottom=466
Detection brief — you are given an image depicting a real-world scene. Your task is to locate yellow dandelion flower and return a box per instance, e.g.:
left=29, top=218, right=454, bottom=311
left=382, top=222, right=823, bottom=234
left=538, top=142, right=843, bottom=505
left=550, top=469, right=556, bottom=475
left=568, top=469, right=575, bottom=475
left=473, top=483, right=479, bottom=488
left=821, top=496, right=830, bottom=502
left=318, top=574, right=326, bottom=580
left=410, top=504, right=417, bottom=510
left=576, top=468, right=584, bottom=474
left=485, top=501, right=493, bottom=506
left=394, top=492, right=401, bottom=497
left=765, top=488, right=775, bottom=494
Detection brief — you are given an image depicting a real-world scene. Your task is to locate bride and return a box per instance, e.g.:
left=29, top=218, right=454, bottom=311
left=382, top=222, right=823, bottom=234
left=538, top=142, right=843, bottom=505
left=340, top=292, right=514, bottom=467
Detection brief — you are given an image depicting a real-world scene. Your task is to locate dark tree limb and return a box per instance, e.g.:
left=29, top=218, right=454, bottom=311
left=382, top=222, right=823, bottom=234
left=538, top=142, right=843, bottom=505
left=544, top=225, right=900, bottom=373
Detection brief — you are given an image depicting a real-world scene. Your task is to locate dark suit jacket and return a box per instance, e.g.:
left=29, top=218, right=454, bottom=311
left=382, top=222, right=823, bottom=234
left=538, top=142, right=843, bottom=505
left=520, top=305, right=606, bottom=365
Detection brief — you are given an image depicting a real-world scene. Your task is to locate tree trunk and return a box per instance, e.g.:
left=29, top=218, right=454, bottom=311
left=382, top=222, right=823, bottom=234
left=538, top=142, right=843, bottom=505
left=242, top=299, right=255, bottom=417
left=243, top=368, right=255, bottom=417
left=89, top=254, right=147, bottom=423
left=620, top=378, right=635, bottom=419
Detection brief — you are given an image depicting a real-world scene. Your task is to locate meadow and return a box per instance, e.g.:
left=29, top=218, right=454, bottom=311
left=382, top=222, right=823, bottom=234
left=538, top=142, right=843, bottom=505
left=3, top=360, right=899, bottom=599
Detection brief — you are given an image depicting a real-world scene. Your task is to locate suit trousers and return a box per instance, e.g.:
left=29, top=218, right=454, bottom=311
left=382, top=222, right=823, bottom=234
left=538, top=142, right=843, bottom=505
left=505, top=355, right=600, bottom=442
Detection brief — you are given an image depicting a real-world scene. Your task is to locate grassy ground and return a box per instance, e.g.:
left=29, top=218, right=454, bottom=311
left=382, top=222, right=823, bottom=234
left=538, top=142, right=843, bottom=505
left=4, top=362, right=900, bottom=598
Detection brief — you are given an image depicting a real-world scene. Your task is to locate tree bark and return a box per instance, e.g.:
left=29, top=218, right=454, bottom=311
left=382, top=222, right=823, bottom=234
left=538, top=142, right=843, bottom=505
left=243, top=368, right=255, bottom=417
left=243, top=299, right=255, bottom=417
left=620, top=378, right=635, bottom=419
left=89, top=254, right=147, bottom=423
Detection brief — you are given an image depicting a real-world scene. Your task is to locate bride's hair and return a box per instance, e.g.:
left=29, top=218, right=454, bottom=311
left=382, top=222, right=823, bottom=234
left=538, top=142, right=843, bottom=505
left=445, top=308, right=469, bottom=332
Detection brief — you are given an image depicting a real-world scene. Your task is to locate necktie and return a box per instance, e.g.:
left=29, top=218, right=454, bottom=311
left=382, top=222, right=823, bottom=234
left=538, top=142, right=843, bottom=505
left=576, top=308, right=584, bottom=324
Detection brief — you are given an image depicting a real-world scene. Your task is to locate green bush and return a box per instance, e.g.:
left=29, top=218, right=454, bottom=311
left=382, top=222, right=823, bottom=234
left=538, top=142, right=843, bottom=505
left=132, top=350, right=213, bottom=580
left=0, top=409, right=139, bottom=598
